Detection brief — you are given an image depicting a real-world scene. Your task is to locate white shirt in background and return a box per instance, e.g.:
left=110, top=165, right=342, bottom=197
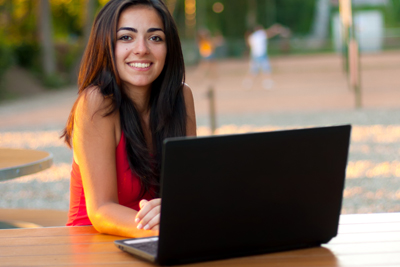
left=248, top=29, right=268, bottom=58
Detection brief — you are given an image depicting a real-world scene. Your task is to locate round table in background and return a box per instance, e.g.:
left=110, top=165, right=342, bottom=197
left=0, top=148, right=54, bottom=228
left=0, top=148, right=53, bottom=182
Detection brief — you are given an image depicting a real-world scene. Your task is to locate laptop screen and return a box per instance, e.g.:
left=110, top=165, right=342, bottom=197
left=156, top=125, right=351, bottom=265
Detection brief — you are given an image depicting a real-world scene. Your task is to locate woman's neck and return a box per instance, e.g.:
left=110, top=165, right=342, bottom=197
left=124, top=85, right=151, bottom=116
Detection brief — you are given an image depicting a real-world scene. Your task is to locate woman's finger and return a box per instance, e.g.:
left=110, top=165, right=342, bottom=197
left=135, top=198, right=161, bottom=229
left=139, top=199, right=148, bottom=209
left=136, top=204, right=161, bottom=229
left=143, top=213, right=160, bottom=230
left=135, top=199, right=159, bottom=221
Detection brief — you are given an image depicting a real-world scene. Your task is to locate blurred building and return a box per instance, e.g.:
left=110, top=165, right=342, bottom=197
left=331, top=0, right=389, bottom=53
left=171, top=0, right=400, bottom=64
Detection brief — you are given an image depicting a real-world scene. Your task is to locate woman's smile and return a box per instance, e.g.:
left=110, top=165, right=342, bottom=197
left=128, top=62, right=152, bottom=69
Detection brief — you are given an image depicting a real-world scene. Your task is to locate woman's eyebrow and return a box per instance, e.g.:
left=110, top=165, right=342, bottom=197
left=147, top=27, right=164, bottom=33
left=117, top=27, right=164, bottom=33
left=117, top=27, right=137, bottom=33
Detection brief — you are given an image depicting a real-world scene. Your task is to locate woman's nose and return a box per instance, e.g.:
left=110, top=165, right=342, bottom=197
left=133, top=38, right=149, bottom=55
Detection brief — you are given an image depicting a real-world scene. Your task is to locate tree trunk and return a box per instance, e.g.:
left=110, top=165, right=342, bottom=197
left=247, top=0, right=257, bottom=29
left=38, top=0, right=56, bottom=76
left=266, top=0, right=277, bottom=26
left=69, top=0, right=96, bottom=84
left=83, top=0, right=96, bottom=47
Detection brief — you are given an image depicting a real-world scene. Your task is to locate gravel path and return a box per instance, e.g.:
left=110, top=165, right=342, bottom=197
left=1, top=52, right=399, bottom=214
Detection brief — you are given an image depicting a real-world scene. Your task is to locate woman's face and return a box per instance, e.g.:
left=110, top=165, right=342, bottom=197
left=115, top=5, right=167, bottom=92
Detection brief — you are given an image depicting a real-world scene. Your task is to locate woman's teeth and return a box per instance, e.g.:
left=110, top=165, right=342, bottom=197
left=129, top=63, right=150, bottom=68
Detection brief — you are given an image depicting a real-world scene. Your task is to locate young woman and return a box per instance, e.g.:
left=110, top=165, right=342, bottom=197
left=62, top=0, right=196, bottom=237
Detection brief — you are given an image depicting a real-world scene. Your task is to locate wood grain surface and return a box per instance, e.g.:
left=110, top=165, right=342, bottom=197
left=0, top=213, right=399, bottom=267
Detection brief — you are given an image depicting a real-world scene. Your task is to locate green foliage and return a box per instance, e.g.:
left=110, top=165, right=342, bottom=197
left=42, top=73, right=67, bottom=89
left=385, top=0, right=400, bottom=27
left=51, top=1, right=83, bottom=39
left=13, top=42, right=40, bottom=69
left=173, top=0, right=247, bottom=39
left=275, top=0, right=316, bottom=35
left=257, top=0, right=278, bottom=28
left=191, top=0, right=317, bottom=38
left=2, top=0, right=37, bottom=46
left=0, top=41, right=14, bottom=99
left=56, top=42, right=82, bottom=74
left=173, top=0, right=187, bottom=36
left=222, top=38, right=247, bottom=58
left=207, top=0, right=248, bottom=38
left=0, top=43, right=13, bottom=78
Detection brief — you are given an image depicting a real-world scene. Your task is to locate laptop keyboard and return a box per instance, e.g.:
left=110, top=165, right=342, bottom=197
left=133, top=240, right=158, bottom=254
left=124, top=237, right=159, bottom=256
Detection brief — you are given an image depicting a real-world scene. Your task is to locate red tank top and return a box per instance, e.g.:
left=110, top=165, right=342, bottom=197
left=66, top=131, right=154, bottom=226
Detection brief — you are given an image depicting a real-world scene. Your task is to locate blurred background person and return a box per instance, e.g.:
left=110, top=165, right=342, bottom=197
left=196, top=28, right=224, bottom=87
left=243, top=23, right=290, bottom=90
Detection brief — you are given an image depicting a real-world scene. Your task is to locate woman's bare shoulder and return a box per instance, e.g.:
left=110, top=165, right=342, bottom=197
left=183, top=82, right=192, bottom=91
left=182, top=83, right=194, bottom=102
left=75, top=86, right=115, bottom=121
left=72, top=86, right=120, bottom=163
left=77, top=86, right=109, bottom=111
left=73, top=86, right=119, bottom=144
left=182, top=83, right=197, bottom=136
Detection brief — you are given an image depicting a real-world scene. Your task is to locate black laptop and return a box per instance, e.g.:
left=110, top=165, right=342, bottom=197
left=115, top=125, right=351, bottom=265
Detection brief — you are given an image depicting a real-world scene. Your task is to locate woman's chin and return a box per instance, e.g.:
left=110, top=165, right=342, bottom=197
left=123, top=82, right=153, bottom=90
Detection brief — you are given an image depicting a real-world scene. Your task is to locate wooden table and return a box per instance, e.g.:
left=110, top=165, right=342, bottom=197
left=0, top=148, right=53, bottom=182
left=0, top=212, right=399, bottom=266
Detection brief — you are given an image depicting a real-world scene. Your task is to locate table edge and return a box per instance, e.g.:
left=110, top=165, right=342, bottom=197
left=0, top=152, right=53, bottom=182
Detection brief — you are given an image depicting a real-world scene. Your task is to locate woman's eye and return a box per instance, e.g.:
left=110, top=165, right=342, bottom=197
left=150, top=36, right=163, bottom=42
left=119, top=35, right=132, bottom=41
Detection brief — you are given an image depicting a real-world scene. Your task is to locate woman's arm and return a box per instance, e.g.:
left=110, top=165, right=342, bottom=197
left=72, top=87, right=157, bottom=237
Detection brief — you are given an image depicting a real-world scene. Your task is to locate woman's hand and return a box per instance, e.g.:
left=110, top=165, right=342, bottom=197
left=135, top=198, right=161, bottom=231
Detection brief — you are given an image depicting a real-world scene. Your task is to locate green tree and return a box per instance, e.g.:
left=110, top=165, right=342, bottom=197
left=275, top=0, right=316, bottom=35
left=386, top=0, right=400, bottom=27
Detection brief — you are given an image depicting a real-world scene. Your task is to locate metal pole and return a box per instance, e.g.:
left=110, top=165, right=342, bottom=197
left=207, top=86, right=217, bottom=135
left=349, top=2, right=362, bottom=108
left=340, top=0, right=362, bottom=108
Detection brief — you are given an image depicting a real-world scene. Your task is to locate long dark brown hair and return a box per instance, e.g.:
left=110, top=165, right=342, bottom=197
left=62, top=0, right=187, bottom=196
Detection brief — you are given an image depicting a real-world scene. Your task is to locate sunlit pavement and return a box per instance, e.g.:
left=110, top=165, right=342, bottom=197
left=1, top=52, right=399, bottom=214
